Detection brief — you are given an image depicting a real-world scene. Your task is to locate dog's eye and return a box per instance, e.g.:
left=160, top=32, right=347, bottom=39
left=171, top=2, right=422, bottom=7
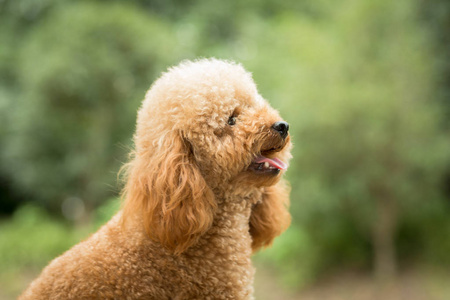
left=227, top=108, right=240, bottom=126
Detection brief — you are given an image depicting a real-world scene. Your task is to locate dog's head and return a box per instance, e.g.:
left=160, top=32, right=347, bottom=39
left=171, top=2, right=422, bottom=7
left=122, top=59, right=291, bottom=254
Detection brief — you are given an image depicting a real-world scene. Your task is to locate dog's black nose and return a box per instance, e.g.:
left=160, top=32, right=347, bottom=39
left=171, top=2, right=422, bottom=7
left=272, top=121, right=289, bottom=139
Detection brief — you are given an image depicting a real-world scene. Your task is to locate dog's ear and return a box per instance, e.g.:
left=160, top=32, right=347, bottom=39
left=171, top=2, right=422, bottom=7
left=249, top=179, right=291, bottom=252
left=122, top=130, right=216, bottom=255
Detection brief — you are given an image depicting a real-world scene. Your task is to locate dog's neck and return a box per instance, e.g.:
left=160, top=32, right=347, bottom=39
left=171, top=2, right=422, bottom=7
left=213, top=185, right=263, bottom=208
left=187, top=184, right=260, bottom=262
left=209, top=186, right=261, bottom=232
left=208, top=186, right=263, bottom=238
left=200, top=185, right=261, bottom=252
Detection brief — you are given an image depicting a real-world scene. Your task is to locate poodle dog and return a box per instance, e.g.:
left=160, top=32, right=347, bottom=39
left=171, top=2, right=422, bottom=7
left=20, top=58, right=292, bottom=300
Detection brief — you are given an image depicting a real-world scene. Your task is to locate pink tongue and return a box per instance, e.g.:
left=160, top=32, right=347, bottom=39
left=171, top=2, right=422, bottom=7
left=254, top=156, right=288, bottom=170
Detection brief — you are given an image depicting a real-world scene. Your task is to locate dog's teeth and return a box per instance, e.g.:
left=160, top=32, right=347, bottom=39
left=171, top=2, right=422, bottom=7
left=264, top=162, right=269, bottom=169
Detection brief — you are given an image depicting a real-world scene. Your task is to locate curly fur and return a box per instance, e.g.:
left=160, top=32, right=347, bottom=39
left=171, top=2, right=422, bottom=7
left=20, top=58, right=292, bottom=300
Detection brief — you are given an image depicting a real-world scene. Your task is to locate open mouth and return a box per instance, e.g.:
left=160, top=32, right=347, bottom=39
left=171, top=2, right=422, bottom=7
left=248, top=131, right=290, bottom=175
left=248, top=155, right=288, bottom=175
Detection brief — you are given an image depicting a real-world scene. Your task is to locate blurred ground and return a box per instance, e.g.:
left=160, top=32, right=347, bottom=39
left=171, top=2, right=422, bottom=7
left=254, top=264, right=450, bottom=300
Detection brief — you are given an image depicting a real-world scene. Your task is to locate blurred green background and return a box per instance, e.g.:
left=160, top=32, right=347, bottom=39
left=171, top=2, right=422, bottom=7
left=1, top=0, right=450, bottom=299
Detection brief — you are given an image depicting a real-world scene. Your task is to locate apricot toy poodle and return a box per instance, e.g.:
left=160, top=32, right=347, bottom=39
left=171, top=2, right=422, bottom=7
left=20, top=58, right=292, bottom=300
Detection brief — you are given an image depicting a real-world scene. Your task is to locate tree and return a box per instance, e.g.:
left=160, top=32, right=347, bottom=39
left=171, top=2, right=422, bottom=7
left=246, top=0, right=450, bottom=289
left=0, top=2, right=182, bottom=214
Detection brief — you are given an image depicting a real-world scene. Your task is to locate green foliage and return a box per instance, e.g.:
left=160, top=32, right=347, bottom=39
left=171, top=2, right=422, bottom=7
left=247, top=0, right=450, bottom=284
left=1, top=2, right=184, bottom=210
left=0, top=206, right=71, bottom=296
left=0, top=205, right=85, bottom=298
left=0, top=200, right=120, bottom=297
left=0, top=205, right=80, bottom=271
left=93, top=197, right=121, bottom=229
left=255, top=226, right=320, bottom=288
left=0, top=200, right=120, bottom=273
